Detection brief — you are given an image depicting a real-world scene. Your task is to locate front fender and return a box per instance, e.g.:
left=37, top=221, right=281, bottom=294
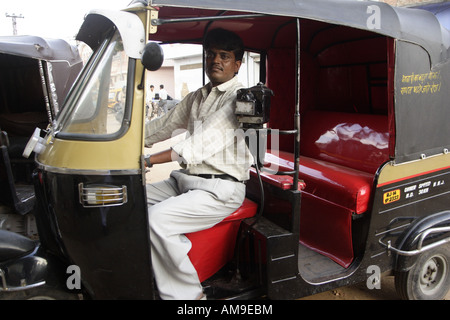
left=394, top=210, right=450, bottom=272
left=0, top=246, right=47, bottom=292
left=0, top=229, right=36, bottom=262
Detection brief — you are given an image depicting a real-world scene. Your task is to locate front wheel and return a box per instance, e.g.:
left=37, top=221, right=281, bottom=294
left=395, top=246, right=450, bottom=300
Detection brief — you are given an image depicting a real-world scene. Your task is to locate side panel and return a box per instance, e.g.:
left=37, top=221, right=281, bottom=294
left=35, top=170, right=154, bottom=299
left=394, top=41, right=450, bottom=163
left=366, top=153, right=450, bottom=271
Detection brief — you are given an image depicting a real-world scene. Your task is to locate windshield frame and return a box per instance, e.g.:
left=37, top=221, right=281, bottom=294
left=55, top=28, right=135, bottom=141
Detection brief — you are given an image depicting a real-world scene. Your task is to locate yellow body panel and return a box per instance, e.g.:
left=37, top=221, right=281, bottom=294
left=38, top=64, right=145, bottom=171
left=378, top=152, right=450, bottom=187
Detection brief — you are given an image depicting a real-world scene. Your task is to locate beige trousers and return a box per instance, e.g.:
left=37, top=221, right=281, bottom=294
left=146, top=170, right=245, bottom=300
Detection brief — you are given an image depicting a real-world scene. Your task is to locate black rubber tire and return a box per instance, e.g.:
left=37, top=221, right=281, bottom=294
left=395, top=245, right=450, bottom=300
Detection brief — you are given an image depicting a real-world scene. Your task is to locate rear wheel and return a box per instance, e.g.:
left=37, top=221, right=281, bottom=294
left=395, top=246, right=450, bottom=300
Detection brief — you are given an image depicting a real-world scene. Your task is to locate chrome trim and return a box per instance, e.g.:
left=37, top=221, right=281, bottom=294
left=0, top=268, right=45, bottom=292
left=78, top=183, right=128, bottom=208
left=379, top=226, right=450, bottom=256
left=38, top=60, right=53, bottom=124
left=36, top=159, right=141, bottom=176
left=151, top=13, right=266, bottom=26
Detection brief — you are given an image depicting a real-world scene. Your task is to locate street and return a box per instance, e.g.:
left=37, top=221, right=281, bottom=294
left=301, top=276, right=399, bottom=300
left=304, top=276, right=450, bottom=300
left=302, top=276, right=445, bottom=300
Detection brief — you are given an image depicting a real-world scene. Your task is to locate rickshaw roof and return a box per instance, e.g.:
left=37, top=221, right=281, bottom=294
left=148, top=0, right=450, bottom=66
left=414, top=2, right=450, bottom=30
left=0, top=35, right=81, bottom=66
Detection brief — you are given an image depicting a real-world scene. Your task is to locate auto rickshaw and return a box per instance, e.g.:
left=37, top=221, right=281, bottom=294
left=0, top=36, right=82, bottom=236
left=1, top=0, right=449, bottom=300
left=108, top=87, right=125, bottom=111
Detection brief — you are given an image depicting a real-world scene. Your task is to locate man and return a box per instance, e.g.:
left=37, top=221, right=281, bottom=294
left=158, top=84, right=168, bottom=100
left=157, top=84, right=171, bottom=116
left=146, top=84, right=156, bottom=118
left=144, top=28, right=252, bottom=300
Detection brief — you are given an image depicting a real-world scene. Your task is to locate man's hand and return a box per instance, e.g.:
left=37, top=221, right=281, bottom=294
left=144, top=149, right=183, bottom=167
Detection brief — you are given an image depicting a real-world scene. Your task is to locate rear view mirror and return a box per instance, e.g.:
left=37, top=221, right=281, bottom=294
left=142, top=42, right=164, bottom=71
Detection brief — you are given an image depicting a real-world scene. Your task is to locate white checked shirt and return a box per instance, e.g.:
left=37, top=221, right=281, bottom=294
left=145, top=76, right=253, bottom=181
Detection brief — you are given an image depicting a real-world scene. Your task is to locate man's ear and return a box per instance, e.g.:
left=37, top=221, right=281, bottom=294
left=234, top=60, right=242, bottom=74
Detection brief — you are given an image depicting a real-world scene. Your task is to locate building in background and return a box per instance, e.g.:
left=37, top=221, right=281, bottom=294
left=146, top=44, right=261, bottom=101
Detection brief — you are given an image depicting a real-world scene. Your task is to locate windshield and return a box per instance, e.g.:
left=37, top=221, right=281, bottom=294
left=56, top=30, right=130, bottom=140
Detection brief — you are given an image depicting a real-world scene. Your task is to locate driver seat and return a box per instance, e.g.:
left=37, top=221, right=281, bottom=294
left=186, top=198, right=258, bottom=282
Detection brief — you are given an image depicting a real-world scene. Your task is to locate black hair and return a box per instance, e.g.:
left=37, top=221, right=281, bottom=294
left=203, top=28, right=244, bottom=61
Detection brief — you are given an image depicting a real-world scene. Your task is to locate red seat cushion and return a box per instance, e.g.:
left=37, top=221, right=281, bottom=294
left=186, top=198, right=258, bottom=282
left=265, top=151, right=373, bottom=214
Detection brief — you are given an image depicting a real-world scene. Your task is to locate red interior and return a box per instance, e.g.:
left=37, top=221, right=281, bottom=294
left=263, top=24, right=393, bottom=267
left=151, top=9, right=395, bottom=273
left=263, top=110, right=389, bottom=267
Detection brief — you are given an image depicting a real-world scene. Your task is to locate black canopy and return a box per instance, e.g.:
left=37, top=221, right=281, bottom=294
left=150, top=0, right=450, bottom=67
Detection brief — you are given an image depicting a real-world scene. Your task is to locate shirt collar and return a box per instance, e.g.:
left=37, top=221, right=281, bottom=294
left=202, top=76, right=239, bottom=96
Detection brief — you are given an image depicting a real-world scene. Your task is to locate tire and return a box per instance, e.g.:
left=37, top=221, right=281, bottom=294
left=113, top=103, right=121, bottom=112
left=0, top=285, right=80, bottom=300
left=395, top=245, right=450, bottom=300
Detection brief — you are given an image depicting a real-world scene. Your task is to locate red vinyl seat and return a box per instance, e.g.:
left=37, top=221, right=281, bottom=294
left=186, top=198, right=258, bottom=282
left=264, top=151, right=374, bottom=267
left=264, top=110, right=390, bottom=267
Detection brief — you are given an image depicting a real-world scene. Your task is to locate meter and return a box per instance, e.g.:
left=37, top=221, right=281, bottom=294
left=236, top=83, right=273, bottom=128
left=236, top=83, right=274, bottom=167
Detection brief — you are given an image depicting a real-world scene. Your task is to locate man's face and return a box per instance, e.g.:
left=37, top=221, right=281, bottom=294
left=205, top=48, right=242, bottom=87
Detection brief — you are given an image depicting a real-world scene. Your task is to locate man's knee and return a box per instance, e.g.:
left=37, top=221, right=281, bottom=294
left=148, top=204, right=172, bottom=234
left=148, top=205, right=161, bottom=224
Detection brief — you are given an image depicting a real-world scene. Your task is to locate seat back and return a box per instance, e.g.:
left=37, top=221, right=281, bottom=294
left=0, top=143, right=35, bottom=215
left=300, top=110, right=390, bottom=174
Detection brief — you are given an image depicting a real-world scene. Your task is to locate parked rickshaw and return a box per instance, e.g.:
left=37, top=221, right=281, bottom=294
left=0, top=36, right=82, bottom=236
left=1, top=0, right=449, bottom=300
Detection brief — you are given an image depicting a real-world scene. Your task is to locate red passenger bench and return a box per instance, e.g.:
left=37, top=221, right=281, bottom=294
left=186, top=198, right=258, bottom=282
left=264, top=110, right=390, bottom=267
left=185, top=109, right=389, bottom=280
